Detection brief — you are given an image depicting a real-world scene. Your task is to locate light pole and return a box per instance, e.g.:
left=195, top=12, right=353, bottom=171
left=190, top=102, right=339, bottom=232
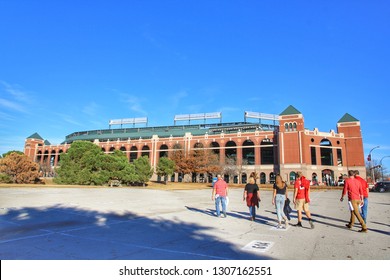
left=368, top=146, right=380, bottom=183
left=380, top=156, right=390, bottom=181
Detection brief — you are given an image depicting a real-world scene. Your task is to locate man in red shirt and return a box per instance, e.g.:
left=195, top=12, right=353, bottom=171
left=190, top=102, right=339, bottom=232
left=354, top=170, right=369, bottom=224
left=212, top=174, right=229, bottom=218
left=293, top=171, right=314, bottom=229
left=340, top=170, right=368, bottom=232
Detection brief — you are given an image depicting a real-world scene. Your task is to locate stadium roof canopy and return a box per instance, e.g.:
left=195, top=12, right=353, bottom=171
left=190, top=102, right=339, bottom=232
left=62, top=121, right=278, bottom=144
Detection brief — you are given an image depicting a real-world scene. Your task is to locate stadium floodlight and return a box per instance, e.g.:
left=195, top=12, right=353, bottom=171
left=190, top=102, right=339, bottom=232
left=174, top=112, right=222, bottom=125
left=109, top=117, right=148, bottom=128
left=244, top=111, right=279, bottom=122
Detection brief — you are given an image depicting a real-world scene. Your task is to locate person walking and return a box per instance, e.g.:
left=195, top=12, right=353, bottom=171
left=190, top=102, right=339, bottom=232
left=212, top=174, right=229, bottom=218
left=272, top=174, right=288, bottom=228
left=354, top=170, right=369, bottom=224
left=243, top=176, right=260, bottom=221
left=293, top=171, right=314, bottom=229
left=340, top=170, right=368, bottom=232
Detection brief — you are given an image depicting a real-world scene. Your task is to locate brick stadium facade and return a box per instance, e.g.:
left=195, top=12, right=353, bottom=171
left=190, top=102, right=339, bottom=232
left=23, top=105, right=365, bottom=185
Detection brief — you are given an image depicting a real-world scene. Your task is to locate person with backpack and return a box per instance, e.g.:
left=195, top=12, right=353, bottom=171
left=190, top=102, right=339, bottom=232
left=293, top=171, right=314, bottom=229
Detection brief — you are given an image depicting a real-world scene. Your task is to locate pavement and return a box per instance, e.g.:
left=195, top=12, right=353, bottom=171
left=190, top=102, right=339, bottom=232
left=0, top=186, right=389, bottom=260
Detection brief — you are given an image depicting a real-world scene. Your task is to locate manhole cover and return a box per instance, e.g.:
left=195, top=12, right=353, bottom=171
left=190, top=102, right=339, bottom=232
left=242, top=240, right=274, bottom=253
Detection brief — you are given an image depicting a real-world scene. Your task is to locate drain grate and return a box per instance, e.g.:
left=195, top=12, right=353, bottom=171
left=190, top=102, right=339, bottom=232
left=242, top=240, right=274, bottom=253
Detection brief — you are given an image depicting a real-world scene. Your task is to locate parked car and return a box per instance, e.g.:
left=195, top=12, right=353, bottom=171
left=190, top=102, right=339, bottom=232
left=370, top=181, right=390, bottom=192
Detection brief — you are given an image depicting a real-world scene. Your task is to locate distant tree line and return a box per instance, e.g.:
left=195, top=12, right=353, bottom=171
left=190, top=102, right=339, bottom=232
left=0, top=141, right=235, bottom=185
left=5, top=140, right=384, bottom=185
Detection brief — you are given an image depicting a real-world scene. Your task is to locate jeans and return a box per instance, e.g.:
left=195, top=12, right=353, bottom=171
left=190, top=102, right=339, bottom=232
left=275, top=194, right=286, bottom=222
left=215, top=196, right=227, bottom=216
left=249, top=206, right=256, bottom=218
left=360, top=197, right=368, bottom=223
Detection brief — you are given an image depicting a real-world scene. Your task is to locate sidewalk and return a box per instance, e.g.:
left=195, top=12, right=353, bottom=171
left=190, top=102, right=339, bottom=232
left=0, top=186, right=389, bottom=260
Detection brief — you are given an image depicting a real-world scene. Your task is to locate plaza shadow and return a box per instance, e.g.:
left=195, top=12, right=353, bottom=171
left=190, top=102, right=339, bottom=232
left=0, top=205, right=273, bottom=260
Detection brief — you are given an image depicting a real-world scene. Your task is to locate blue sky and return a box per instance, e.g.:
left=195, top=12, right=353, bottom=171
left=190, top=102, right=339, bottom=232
left=0, top=0, right=389, bottom=165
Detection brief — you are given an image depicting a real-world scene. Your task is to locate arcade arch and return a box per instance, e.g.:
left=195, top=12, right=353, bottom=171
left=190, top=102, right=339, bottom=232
left=242, top=139, right=255, bottom=165
left=261, top=139, right=274, bottom=164
left=320, top=139, right=333, bottom=166
left=225, top=141, right=237, bottom=161
left=130, top=146, right=138, bottom=162
left=141, top=145, right=150, bottom=158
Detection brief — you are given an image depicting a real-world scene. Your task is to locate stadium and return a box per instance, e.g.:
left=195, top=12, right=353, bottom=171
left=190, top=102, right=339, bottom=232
left=24, top=105, right=365, bottom=185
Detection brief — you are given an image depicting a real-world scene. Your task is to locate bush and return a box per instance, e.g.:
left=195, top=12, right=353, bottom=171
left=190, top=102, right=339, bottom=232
left=0, top=173, right=12, bottom=183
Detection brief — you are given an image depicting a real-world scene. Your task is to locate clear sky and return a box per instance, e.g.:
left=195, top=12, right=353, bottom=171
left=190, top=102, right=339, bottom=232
left=0, top=0, right=389, bottom=165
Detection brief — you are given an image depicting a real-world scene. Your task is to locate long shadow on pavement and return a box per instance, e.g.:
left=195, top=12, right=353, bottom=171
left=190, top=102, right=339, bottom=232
left=0, top=205, right=274, bottom=260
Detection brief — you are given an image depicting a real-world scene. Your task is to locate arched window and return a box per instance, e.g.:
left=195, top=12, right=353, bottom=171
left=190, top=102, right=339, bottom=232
left=312, top=173, right=318, bottom=185
left=284, top=123, right=289, bottom=131
left=243, top=139, right=255, bottom=165
left=289, top=171, right=297, bottom=184
left=141, top=145, right=150, bottom=158
left=57, top=149, right=63, bottom=164
left=225, top=141, right=237, bottom=162
left=194, top=142, right=204, bottom=149
left=50, top=150, right=56, bottom=167
left=293, top=123, right=297, bottom=131
left=159, top=144, right=169, bottom=158
left=210, top=142, right=220, bottom=158
left=242, top=173, right=247, bottom=184
left=322, top=169, right=335, bottom=186
left=260, top=172, right=266, bottom=184
left=320, top=139, right=333, bottom=166
left=130, top=146, right=138, bottom=162
left=261, top=139, right=274, bottom=164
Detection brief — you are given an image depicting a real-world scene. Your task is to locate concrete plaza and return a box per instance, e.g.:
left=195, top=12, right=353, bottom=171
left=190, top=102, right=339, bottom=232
left=0, top=186, right=389, bottom=260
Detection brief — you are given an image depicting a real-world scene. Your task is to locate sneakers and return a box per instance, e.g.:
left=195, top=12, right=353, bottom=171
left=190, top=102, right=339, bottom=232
left=293, top=222, right=303, bottom=227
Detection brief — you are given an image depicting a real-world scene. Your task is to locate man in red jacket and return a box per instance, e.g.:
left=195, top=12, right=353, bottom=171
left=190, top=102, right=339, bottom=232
left=293, top=171, right=314, bottom=229
left=340, top=170, right=368, bottom=232
left=354, top=170, right=369, bottom=224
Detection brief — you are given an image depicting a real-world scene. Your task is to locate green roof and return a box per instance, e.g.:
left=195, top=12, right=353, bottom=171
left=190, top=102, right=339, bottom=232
left=44, top=140, right=51, bottom=145
left=338, top=113, right=359, bottom=123
left=27, top=132, right=43, bottom=140
left=62, top=122, right=277, bottom=144
left=280, top=105, right=301, bottom=116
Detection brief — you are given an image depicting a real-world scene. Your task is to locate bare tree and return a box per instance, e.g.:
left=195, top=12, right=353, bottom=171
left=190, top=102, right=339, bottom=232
left=223, top=156, right=239, bottom=183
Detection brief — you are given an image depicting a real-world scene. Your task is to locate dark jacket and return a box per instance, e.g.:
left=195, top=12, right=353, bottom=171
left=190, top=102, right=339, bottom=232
left=284, top=198, right=293, bottom=220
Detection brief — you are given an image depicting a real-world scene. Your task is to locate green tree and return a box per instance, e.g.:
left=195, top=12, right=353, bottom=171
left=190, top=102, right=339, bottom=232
left=108, top=150, right=138, bottom=185
left=134, top=156, right=153, bottom=186
left=156, top=157, right=175, bottom=184
left=0, top=152, right=40, bottom=184
left=54, top=141, right=109, bottom=185
left=2, top=150, right=24, bottom=158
